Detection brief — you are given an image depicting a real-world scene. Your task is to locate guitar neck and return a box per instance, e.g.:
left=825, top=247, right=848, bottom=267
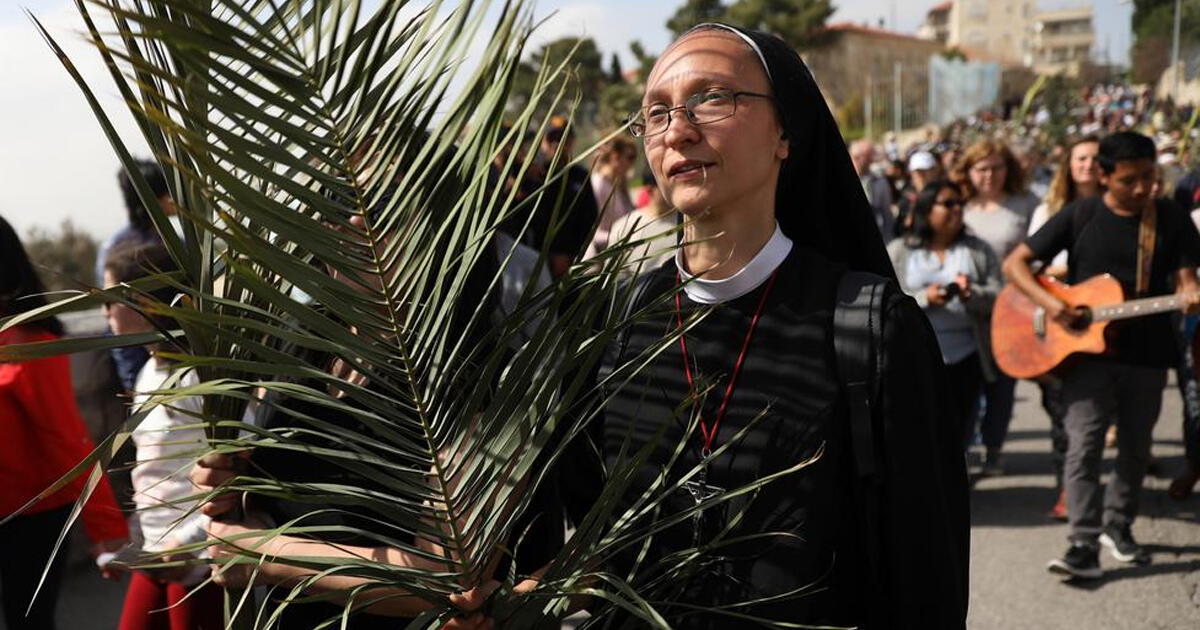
left=1092, top=295, right=1182, bottom=322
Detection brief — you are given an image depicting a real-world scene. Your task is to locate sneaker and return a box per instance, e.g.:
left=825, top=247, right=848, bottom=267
left=1046, top=543, right=1102, bottom=580
left=1099, top=524, right=1150, bottom=564
left=981, top=449, right=1004, bottom=477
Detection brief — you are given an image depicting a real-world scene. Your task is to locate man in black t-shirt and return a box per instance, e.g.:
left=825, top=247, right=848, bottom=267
left=1004, top=132, right=1200, bottom=580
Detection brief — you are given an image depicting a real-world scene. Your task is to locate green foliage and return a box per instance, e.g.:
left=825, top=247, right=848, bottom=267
left=1131, top=0, right=1200, bottom=83
left=628, top=41, right=658, bottom=85
left=512, top=36, right=606, bottom=128
left=23, top=220, right=99, bottom=291
left=608, top=52, right=624, bottom=83
left=665, top=0, right=726, bottom=37
left=941, top=47, right=967, bottom=62
left=724, top=0, right=834, bottom=49
left=834, top=91, right=865, bottom=137
left=599, top=81, right=642, bottom=129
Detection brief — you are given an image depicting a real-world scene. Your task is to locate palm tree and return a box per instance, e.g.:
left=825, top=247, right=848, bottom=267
left=2, top=1, right=819, bottom=627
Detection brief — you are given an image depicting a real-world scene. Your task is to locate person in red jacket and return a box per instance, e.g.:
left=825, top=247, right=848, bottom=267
left=0, top=214, right=128, bottom=629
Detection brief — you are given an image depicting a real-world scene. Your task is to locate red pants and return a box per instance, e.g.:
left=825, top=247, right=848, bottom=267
left=117, top=571, right=224, bottom=630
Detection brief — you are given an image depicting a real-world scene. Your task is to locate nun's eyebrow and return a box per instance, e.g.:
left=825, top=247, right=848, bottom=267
left=643, top=71, right=744, bottom=104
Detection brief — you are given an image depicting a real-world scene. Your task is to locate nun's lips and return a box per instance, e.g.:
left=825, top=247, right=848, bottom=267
left=667, top=160, right=715, bottom=179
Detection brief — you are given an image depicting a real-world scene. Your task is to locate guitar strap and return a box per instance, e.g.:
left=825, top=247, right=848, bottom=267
left=1136, top=201, right=1158, bottom=296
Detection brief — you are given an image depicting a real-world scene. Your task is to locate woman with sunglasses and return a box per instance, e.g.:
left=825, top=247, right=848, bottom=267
left=888, top=180, right=1002, bottom=448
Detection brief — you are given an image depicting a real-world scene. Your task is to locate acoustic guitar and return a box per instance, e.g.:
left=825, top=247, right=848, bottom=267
left=991, top=274, right=1187, bottom=379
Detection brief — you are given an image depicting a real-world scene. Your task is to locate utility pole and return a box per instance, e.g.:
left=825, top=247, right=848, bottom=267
left=1173, top=0, right=1182, bottom=100
left=893, top=61, right=902, bottom=135
left=865, top=73, right=874, bottom=139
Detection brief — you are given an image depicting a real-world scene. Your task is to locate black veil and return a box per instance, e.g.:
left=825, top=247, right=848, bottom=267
left=685, top=24, right=896, bottom=280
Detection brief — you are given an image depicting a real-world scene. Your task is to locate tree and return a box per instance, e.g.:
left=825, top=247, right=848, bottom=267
left=1131, top=0, right=1200, bottom=84
left=666, top=0, right=726, bottom=37
left=724, top=0, right=834, bottom=49
left=23, top=220, right=98, bottom=291
left=941, top=47, right=967, bottom=62
left=608, top=52, right=624, bottom=83
left=599, top=81, right=642, bottom=128
left=511, top=36, right=606, bottom=126
left=629, top=40, right=658, bottom=85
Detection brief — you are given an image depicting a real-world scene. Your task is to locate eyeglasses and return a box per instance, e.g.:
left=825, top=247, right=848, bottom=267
left=937, top=199, right=965, bottom=210
left=628, top=88, right=774, bottom=138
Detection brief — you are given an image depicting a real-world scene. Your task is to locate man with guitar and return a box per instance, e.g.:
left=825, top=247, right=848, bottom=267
left=1003, top=131, right=1200, bottom=580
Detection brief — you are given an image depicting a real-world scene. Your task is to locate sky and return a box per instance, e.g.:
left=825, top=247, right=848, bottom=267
left=1, top=0, right=1133, bottom=241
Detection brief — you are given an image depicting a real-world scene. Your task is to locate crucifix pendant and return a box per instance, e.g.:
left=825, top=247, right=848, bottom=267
left=683, top=461, right=724, bottom=546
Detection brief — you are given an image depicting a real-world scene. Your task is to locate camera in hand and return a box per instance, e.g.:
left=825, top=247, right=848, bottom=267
left=940, top=283, right=961, bottom=299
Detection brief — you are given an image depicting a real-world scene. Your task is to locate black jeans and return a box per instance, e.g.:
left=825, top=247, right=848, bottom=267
left=0, top=505, right=71, bottom=630
left=1039, top=378, right=1069, bottom=489
left=944, top=353, right=984, bottom=448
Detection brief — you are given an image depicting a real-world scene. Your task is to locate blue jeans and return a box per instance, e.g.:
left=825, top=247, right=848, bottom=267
left=1175, top=313, right=1200, bottom=467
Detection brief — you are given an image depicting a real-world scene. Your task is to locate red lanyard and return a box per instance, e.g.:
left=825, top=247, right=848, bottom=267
left=675, top=269, right=779, bottom=458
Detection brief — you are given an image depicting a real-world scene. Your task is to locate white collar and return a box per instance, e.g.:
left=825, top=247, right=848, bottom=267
left=675, top=223, right=793, bottom=305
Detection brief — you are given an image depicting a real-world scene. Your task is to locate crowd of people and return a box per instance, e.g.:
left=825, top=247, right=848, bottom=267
left=852, top=90, right=1200, bottom=579
left=1, top=18, right=1199, bottom=630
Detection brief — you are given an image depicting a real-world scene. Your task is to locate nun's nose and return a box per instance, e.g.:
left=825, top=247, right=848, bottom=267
left=661, top=109, right=701, bottom=148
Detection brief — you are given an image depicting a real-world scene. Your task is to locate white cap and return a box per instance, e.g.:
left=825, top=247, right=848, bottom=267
left=908, top=151, right=937, bottom=172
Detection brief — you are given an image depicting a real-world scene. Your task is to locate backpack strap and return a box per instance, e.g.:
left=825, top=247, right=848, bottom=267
left=835, top=270, right=887, bottom=477
left=834, top=269, right=889, bottom=598
left=601, top=271, right=660, bottom=384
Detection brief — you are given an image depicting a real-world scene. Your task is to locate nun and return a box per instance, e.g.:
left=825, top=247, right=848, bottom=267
left=558, top=23, right=970, bottom=628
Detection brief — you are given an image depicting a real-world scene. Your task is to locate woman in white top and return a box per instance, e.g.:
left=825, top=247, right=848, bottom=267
left=605, top=168, right=677, bottom=276
left=1025, top=135, right=1101, bottom=520
left=1028, top=136, right=1101, bottom=280
left=102, top=242, right=223, bottom=630
left=584, top=136, right=637, bottom=259
left=955, top=138, right=1040, bottom=476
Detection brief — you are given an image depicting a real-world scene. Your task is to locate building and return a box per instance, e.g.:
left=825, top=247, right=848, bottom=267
left=1030, top=6, right=1095, bottom=76
left=938, top=1, right=1095, bottom=76
left=917, top=1, right=952, bottom=45
left=803, top=23, right=945, bottom=133
left=945, top=0, right=1038, bottom=65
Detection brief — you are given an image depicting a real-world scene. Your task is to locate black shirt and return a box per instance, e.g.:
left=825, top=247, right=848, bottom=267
left=1026, top=196, right=1200, bottom=368
left=526, top=164, right=598, bottom=259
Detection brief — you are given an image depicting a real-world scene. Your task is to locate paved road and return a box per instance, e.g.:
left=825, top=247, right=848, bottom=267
left=6, top=381, right=1199, bottom=629
left=969, top=379, right=1200, bottom=629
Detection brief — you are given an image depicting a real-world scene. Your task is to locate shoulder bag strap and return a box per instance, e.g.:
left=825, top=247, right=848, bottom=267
left=1136, top=202, right=1158, bottom=297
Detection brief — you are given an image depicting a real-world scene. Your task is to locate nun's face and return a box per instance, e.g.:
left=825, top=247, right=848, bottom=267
left=641, top=32, right=789, bottom=218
